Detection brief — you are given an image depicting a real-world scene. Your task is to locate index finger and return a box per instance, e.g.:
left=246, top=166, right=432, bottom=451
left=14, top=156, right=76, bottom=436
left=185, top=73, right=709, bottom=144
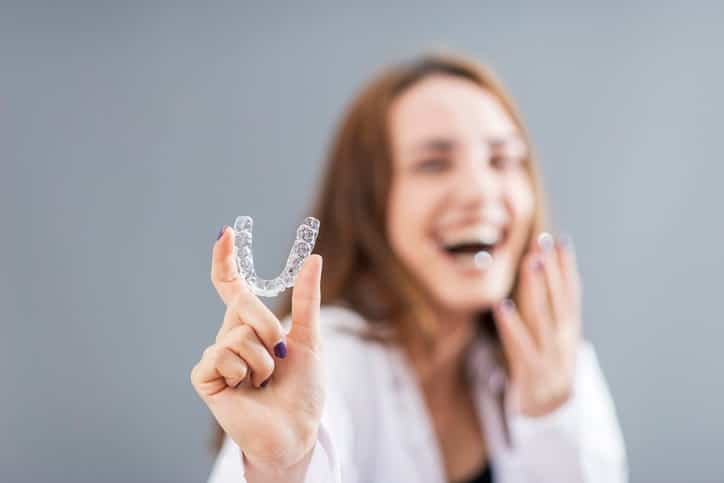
left=211, top=225, right=242, bottom=305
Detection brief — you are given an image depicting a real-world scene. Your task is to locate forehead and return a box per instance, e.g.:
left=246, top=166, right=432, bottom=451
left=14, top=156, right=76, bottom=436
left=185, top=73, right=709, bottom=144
left=388, top=74, right=519, bottom=154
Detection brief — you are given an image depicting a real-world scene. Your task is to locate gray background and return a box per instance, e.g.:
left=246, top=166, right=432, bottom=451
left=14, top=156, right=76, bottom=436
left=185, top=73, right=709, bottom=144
left=2, top=2, right=723, bottom=482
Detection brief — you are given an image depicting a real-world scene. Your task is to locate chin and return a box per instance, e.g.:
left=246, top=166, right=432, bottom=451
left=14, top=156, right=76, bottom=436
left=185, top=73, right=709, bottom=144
left=415, top=253, right=518, bottom=317
left=434, top=281, right=510, bottom=316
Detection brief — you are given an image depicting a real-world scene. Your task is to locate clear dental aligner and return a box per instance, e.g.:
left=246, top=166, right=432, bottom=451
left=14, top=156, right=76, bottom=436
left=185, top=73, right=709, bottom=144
left=232, top=215, right=320, bottom=297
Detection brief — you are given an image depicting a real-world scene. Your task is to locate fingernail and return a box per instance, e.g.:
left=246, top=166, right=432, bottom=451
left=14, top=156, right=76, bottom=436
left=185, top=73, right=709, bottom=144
left=559, top=234, right=574, bottom=251
left=537, top=232, right=554, bottom=252
left=273, top=341, right=288, bottom=359
left=260, top=377, right=270, bottom=388
left=500, top=298, right=514, bottom=312
left=216, top=225, right=227, bottom=241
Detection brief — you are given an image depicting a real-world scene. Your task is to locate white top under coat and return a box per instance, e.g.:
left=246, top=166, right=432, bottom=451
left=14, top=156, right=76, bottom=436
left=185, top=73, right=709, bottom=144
left=207, top=305, right=628, bottom=483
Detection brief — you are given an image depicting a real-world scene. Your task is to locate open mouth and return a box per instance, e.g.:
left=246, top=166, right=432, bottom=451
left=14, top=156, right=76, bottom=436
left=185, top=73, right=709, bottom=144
left=438, top=227, right=508, bottom=272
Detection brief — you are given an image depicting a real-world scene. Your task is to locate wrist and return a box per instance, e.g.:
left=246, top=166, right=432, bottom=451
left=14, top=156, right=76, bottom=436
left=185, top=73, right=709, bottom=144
left=518, top=387, right=573, bottom=418
left=242, top=446, right=315, bottom=483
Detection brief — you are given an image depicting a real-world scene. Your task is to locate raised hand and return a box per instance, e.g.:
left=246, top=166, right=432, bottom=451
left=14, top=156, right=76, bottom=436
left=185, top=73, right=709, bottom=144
left=493, top=233, right=582, bottom=417
left=190, top=226, right=325, bottom=479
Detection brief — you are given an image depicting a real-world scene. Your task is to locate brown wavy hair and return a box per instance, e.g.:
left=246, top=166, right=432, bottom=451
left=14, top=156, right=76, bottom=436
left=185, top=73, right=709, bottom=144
left=210, top=50, right=550, bottom=453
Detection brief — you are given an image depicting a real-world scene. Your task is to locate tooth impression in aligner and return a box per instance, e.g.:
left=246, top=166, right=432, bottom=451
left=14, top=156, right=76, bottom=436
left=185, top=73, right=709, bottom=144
left=232, top=215, right=320, bottom=297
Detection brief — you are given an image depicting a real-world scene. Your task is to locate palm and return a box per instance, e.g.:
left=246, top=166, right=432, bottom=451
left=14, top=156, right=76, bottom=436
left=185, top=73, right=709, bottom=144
left=204, top=335, right=325, bottom=467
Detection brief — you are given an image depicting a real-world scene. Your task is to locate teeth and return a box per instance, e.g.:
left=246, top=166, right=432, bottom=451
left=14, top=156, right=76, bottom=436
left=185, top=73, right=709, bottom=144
left=446, top=249, right=494, bottom=271
left=474, top=250, right=493, bottom=269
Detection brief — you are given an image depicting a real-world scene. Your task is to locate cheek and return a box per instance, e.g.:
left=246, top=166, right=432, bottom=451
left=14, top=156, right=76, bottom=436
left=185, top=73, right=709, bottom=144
left=387, top=181, right=440, bottom=261
left=507, top=174, right=536, bottom=226
left=387, top=184, right=422, bottom=255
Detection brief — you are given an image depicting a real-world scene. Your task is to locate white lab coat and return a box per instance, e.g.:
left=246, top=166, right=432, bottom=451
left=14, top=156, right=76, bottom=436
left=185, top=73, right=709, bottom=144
left=208, top=305, right=627, bottom=483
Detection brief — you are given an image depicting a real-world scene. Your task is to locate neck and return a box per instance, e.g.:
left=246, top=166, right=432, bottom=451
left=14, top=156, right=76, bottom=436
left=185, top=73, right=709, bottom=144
left=405, top=309, right=478, bottom=399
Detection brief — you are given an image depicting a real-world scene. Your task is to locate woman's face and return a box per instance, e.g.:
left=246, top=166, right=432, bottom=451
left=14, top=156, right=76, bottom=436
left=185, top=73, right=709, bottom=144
left=387, top=74, right=534, bottom=319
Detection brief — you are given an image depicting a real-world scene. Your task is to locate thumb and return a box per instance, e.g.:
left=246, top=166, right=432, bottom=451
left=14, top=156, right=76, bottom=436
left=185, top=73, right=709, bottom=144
left=289, top=254, right=323, bottom=350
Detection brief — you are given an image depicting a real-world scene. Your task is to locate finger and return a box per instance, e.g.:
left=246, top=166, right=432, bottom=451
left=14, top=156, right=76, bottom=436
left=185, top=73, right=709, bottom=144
left=191, top=346, right=222, bottom=387
left=219, top=324, right=275, bottom=388
left=190, top=345, right=232, bottom=398
left=517, top=252, right=551, bottom=349
left=211, top=225, right=243, bottom=306
left=536, top=232, right=568, bottom=327
left=215, top=347, right=250, bottom=388
left=215, top=292, right=288, bottom=360
left=493, top=299, right=536, bottom=377
left=288, top=254, right=323, bottom=351
left=556, top=235, right=582, bottom=318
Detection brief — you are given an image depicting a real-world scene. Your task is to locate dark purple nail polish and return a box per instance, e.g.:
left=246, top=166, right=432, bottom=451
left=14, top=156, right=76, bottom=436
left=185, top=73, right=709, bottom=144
left=273, top=341, right=287, bottom=359
left=216, top=225, right=226, bottom=241
left=260, top=378, right=270, bottom=388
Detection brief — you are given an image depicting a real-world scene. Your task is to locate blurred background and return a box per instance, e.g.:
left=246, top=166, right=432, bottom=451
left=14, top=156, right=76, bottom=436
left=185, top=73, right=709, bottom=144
left=2, top=1, right=723, bottom=482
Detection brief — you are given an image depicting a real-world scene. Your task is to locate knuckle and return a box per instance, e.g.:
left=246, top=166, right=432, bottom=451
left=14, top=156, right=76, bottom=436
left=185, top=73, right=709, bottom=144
left=256, top=318, right=281, bottom=345
left=225, top=358, right=247, bottom=380
left=232, top=292, right=249, bottom=313
left=227, top=324, right=254, bottom=348
left=248, top=347, right=274, bottom=378
left=239, top=323, right=256, bottom=341
left=256, top=359, right=274, bottom=380
left=231, top=304, right=250, bottom=327
left=207, top=346, right=225, bottom=366
left=223, top=303, right=236, bottom=321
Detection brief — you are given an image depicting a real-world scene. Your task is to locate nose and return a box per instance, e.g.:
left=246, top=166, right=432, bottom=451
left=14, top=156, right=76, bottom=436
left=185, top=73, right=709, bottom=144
left=453, top=147, right=501, bottom=208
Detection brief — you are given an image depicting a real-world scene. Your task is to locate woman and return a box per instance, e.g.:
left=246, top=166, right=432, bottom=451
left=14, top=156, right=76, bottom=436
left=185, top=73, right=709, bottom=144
left=191, top=52, right=627, bottom=483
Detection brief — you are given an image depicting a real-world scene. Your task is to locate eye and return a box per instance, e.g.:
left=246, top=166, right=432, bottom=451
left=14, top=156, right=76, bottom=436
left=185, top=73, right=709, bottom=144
left=414, top=158, right=451, bottom=172
left=491, top=154, right=524, bottom=170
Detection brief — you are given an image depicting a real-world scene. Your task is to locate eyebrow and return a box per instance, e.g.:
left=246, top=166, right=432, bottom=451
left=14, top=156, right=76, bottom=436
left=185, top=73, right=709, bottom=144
left=410, top=138, right=456, bottom=154
left=408, top=134, right=526, bottom=155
